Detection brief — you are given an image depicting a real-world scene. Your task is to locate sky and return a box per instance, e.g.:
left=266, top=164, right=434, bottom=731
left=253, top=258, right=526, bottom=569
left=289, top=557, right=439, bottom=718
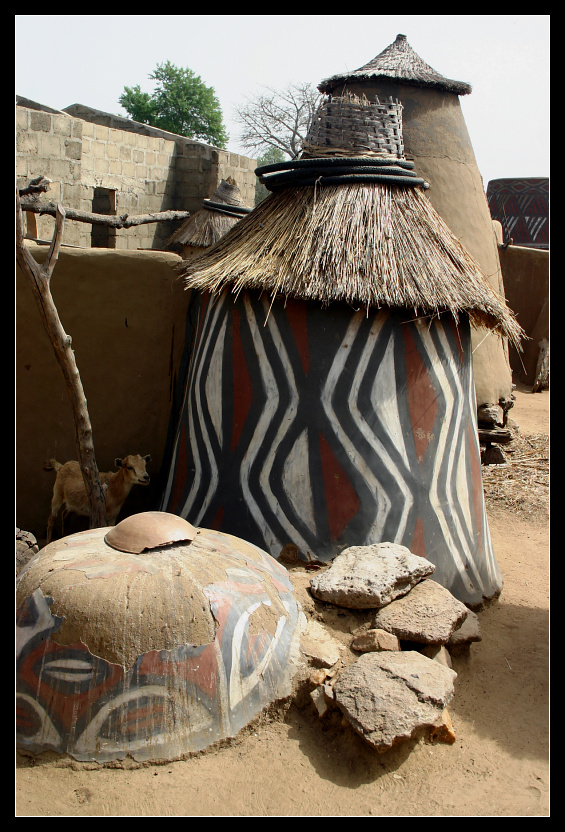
left=15, top=15, right=550, bottom=190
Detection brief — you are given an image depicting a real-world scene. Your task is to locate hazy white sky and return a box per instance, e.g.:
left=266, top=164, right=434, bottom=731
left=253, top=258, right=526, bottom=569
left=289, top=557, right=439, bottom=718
left=15, top=15, right=550, bottom=189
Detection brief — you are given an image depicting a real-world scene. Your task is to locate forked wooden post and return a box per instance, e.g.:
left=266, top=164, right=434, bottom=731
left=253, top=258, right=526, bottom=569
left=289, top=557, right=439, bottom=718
left=16, top=191, right=107, bottom=530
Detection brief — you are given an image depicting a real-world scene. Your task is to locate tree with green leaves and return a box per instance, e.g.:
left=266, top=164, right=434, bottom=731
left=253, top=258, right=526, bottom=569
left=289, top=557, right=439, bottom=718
left=119, top=61, right=229, bottom=148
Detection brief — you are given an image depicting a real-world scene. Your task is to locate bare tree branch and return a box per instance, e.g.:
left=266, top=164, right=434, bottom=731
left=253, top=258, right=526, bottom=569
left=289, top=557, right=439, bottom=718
left=234, top=82, right=322, bottom=159
left=20, top=199, right=190, bottom=228
left=18, top=175, right=53, bottom=198
left=16, top=173, right=190, bottom=533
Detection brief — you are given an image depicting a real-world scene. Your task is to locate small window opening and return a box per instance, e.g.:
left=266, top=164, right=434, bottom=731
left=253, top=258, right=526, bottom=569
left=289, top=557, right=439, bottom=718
left=91, top=187, right=117, bottom=248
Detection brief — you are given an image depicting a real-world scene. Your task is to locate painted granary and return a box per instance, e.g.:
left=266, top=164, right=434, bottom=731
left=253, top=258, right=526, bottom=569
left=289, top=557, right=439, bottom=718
left=160, top=94, right=522, bottom=606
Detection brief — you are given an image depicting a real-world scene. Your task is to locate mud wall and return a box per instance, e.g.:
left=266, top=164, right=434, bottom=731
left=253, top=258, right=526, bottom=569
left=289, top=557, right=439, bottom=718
left=498, top=245, right=549, bottom=385
left=16, top=243, right=189, bottom=540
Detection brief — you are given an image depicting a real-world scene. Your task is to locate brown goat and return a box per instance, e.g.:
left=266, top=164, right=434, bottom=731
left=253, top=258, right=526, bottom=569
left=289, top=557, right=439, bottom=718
left=45, top=454, right=151, bottom=542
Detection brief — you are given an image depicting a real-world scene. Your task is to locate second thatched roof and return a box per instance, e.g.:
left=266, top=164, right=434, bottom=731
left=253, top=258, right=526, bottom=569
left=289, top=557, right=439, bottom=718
left=166, top=177, right=252, bottom=251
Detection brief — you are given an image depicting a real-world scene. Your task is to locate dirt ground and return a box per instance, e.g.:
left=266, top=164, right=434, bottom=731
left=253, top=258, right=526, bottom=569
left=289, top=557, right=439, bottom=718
left=15, top=381, right=549, bottom=817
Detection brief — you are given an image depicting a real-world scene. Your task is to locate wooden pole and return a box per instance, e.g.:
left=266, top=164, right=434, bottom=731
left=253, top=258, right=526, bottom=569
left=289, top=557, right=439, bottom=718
left=19, top=199, right=191, bottom=229
left=16, top=191, right=107, bottom=530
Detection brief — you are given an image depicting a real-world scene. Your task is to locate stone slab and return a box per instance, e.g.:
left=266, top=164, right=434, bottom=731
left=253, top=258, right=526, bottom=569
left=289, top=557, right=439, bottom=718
left=309, top=543, right=435, bottom=609
left=372, top=579, right=469, bottom=644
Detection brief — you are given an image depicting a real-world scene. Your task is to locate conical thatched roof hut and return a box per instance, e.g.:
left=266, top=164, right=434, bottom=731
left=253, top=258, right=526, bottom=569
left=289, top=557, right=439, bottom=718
left=166, top=177, right=252, bottom=257
left=317, top=34, right=515, bottom=419
left=318, top=33, right=472, bottom=96
left=160, top=94, right=522, bottom=605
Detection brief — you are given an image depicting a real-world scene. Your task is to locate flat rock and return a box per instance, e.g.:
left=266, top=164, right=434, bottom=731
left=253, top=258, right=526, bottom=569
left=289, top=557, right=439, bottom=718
left=300, top=619, right=343, bottom=668
left=310, top=684, right=334, bottom=717
left=332, top=651, right=457, bottom=752
left=428, top=709, right=457, bottom=744
left=308, top=543, right=435, bottom=609
left=419, top=644, right=453, bottom=669
left=351, top=628, right=401, bottom=653
left=448, top=609, right=482, bottom=646
left=16, top=528, right=39, bottom=576
left=372, top=579, right=469, bottom=644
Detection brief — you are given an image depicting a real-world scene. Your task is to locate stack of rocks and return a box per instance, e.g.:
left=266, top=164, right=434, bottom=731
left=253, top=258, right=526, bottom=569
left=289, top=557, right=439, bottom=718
left=301, top=543, right=481, bottom=751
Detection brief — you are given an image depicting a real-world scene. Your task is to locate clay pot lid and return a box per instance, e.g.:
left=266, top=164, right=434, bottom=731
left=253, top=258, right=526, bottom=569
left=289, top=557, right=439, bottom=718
left=104, top=511, right=198, bottom=554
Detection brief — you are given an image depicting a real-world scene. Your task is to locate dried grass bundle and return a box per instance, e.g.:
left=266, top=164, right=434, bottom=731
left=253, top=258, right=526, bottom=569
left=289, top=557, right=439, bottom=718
left=168, top=208, right=241, bottom=250
left=482, top=432, right=549, bottom=517
left=181, top=181, right=523, bottom=349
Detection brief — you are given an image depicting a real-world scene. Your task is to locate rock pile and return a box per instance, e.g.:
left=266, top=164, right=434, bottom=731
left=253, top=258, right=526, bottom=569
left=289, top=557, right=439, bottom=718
left=300, top=542, right=482, bottom=752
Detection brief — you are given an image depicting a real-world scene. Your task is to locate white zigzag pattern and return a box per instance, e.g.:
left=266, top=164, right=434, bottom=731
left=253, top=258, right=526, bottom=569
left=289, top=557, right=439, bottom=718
left=162, top=293, right=226, bottom=520
left=240, top=296, right=312, bottom=554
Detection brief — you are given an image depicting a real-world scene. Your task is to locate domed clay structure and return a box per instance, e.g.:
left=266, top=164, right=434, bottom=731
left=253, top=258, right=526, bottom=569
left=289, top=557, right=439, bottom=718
left=16, top=512, right=305, bottom=763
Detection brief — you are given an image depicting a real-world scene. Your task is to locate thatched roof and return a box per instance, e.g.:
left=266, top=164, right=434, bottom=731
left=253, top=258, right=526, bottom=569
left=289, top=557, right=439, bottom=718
left=181, top=182, right=522, bottom=349
left=318, top=34, right=472, bottom=96
left=166, top=177, right=252, bottom=250
left=181, top=94, right=521, bottom=350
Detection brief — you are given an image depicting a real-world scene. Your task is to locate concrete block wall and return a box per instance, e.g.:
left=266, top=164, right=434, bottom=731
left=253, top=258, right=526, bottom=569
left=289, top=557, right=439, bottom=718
left=79, top=118, right=179, bottom=250
left=63, top=105, right=257, bottom=233
left=17, top=102, right=257, bottom=250
left=16, top=106, right=85, bottom=246
left=174, top=139, right=257, bottom=212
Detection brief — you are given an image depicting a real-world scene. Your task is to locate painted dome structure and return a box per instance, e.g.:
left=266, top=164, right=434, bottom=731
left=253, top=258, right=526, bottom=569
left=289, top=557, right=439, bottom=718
left=16, top=512, right=305, bottom=763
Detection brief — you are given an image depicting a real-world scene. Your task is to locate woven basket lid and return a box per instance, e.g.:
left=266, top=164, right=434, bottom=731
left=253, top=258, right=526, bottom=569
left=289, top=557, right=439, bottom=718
left=302, top=93, right=405, bottom=159
left=318, top=34, right=472, bottom=96
left=209, top=177, right=247, bottom=208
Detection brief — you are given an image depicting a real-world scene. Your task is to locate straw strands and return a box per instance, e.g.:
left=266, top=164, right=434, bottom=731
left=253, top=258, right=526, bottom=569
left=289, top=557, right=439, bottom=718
left=167, top=207, right=242, bottom=250
left=166, top=177, right=250, bottom=251
left=482, top=431, right=549, bottom=517
left=318, top=34, right=472, bottom=96
left=181, top=181, right=523, bottom=349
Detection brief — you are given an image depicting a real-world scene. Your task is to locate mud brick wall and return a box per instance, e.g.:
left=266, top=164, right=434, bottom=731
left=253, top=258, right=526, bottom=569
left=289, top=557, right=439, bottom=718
left=16, top=244, right=189, bottom=539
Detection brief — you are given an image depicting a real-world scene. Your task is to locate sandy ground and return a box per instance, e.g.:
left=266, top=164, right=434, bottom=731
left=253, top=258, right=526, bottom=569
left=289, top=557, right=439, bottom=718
left=16, top=381, right=549, bottom=817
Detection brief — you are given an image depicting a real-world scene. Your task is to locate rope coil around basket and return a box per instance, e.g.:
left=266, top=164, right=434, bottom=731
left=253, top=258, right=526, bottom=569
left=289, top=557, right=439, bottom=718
left=202, top=199, right=254, bottom=217
left=256, top=156, right=429, bottom=191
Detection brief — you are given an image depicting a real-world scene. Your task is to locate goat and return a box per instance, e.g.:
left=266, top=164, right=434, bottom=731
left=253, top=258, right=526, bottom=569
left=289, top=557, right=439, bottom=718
left=44, top=454, right=151, bottom=543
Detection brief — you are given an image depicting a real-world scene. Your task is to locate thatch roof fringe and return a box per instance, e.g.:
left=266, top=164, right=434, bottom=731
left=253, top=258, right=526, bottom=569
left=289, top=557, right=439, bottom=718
left=181, top=182, right=523, bottom=350
left=318, top=34, right=472, bottom=96
left=166, top=177, right=251, bottom=250
left=180, top=93, right=521, bottom=350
